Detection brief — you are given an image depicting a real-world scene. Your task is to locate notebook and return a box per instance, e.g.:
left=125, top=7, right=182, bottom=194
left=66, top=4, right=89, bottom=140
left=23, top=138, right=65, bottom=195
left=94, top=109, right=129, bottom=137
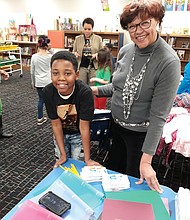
left=102, top=198, right=155, bottom=220
left=10, top=200, right=63, bottom=220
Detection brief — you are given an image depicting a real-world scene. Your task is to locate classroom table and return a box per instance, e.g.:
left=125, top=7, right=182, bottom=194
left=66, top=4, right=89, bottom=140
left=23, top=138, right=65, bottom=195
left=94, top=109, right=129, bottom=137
left=2, top=158, right=177, bottom=220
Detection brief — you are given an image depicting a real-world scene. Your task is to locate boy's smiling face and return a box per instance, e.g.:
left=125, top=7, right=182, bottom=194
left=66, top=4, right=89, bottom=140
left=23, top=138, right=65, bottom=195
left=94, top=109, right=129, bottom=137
left=51, top=59, right=79, bottom=96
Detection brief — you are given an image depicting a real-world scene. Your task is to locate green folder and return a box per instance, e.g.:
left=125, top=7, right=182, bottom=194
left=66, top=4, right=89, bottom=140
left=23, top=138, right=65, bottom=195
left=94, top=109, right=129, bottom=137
left=59, top=170, right=104, bottom=210
left=105, top=190, right=171, bottom=220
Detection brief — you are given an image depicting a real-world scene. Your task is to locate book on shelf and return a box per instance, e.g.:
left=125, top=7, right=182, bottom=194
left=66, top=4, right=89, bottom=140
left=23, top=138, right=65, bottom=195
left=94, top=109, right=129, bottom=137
left=177, top=50, right=185, bottom=60
left=102, top=38, right=110, bottom=46
left=168, top=37, right=176, bottom=47
left=181, top=41, right=189, bottom=48
left=22, top=58, right=31, bottom=66
left=64, top=36, right=75, bottom=48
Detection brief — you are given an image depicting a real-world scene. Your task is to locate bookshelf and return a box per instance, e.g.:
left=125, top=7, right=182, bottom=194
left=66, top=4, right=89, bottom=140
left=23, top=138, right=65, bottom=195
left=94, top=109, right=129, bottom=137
left=10, top=41, right=38, bottom=70
left=48, top=30, right=124, bottom=58
left=161, top=34, right=190, bottom=74
left=0, top=47, right=23, bottom=77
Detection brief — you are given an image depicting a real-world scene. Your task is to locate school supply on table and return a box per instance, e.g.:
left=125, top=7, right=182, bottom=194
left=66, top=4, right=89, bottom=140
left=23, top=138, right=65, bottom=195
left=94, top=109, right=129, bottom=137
left=80, top=166, right=108, bottom=182
left=10, top=200, right=63, bottom=220
left=59, top=163, right=80, bottom=176
left=105, top=190, right=171, bottom=220
left=59, top=170, right=104, bottom=210
left=102, top=173, right=130, bottom=192
left=101, top=198, right=155, bottom=220
left=30, top=176, right=95, bottom=220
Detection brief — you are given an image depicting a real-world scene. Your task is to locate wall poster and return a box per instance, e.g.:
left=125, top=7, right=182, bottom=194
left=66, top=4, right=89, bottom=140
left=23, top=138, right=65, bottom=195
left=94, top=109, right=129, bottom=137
left=164, top=0, right=174, bottom=11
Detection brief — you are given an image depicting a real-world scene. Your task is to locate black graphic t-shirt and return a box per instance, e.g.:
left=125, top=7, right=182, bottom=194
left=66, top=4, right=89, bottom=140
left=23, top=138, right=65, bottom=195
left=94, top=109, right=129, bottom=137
left=42, top=80, right=94, bottom=134
left=80, top=39, right=93, bottom=68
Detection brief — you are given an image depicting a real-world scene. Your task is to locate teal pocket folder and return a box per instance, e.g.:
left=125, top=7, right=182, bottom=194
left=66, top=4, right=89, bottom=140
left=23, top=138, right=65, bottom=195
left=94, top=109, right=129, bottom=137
left=105, top=190, right=171, bottom=220
left=59, top=170, right=104, bottom=210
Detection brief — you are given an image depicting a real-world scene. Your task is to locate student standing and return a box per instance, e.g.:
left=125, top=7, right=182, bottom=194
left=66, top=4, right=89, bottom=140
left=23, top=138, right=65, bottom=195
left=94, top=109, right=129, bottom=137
left=90, top=48, right=111, bottom=109
left=30, top=35, right=52, bottom=125
left=73, top=17, right=103, bottom=85
left=42, top=50, right=100, bottom=167
left=0, top=70, right=13, bottom=138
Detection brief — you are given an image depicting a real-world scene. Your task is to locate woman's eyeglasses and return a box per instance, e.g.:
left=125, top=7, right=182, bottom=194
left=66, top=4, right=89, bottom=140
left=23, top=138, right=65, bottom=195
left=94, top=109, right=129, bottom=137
left=127, top=19, right=152, bottom=33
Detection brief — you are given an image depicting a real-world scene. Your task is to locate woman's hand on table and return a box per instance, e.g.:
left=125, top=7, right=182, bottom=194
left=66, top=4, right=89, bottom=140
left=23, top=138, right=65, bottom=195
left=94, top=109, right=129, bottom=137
left=136, top=153, right=163, bottom=193
left=137, top=162, right=163, bottom=193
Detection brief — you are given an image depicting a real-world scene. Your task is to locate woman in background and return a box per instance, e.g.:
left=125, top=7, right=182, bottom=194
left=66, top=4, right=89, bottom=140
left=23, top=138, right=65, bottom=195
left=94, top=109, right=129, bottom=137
left=90, top=48, right=111, bottom=109
left=30, top=35, right=52, bottom=125
left=73, top=17, right=103, bottom=85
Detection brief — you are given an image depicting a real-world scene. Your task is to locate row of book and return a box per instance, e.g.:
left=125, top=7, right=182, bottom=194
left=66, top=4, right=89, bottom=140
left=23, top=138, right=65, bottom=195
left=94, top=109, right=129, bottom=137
left=20, top=47, right=33, bottom=55
left=22, top=58, right=31, bottom=66
left=168, top=37, right=190, bottom=48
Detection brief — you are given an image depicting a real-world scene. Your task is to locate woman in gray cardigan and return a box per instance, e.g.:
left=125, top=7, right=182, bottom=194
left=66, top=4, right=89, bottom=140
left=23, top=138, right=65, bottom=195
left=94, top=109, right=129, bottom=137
left=91, top=0, right=181, bottom=193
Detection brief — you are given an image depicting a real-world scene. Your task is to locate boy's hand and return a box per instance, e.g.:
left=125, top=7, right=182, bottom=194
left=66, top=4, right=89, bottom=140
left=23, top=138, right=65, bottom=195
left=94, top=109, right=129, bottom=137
left=85, top=158, right=101, bottom=166
left=53, top=155, right=67, bottom=168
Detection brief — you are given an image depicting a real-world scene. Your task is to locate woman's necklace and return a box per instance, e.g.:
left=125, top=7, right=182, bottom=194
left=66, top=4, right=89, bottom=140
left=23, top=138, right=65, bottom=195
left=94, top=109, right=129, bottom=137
left=122, top=49, right=154, bottom=120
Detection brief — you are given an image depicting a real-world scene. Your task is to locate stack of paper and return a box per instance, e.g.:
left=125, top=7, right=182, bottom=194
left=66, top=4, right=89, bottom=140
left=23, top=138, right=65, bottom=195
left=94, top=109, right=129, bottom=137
left=175, top=187, right=190, bottom=220
left=80, top=166, right=108, bottom=182
left=102, top=173, right=130, bottom=192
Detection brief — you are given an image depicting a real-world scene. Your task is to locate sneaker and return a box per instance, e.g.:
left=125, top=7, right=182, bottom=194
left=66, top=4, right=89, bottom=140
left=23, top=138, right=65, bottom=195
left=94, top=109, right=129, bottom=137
left=37, top=117, right=47, bottom=125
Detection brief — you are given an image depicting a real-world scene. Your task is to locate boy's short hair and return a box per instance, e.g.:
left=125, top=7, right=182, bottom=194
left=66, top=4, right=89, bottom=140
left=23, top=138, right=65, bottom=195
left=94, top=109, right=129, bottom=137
left=82, top=17, right=94, bottom=28
left=50, top=50, right=78, bottom=72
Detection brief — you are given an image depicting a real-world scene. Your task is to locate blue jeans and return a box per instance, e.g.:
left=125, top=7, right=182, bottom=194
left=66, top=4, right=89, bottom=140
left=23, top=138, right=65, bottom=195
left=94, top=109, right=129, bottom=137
left=36, top=87, right=44, bottom=119
left=54, top=133, right=82, bottom=160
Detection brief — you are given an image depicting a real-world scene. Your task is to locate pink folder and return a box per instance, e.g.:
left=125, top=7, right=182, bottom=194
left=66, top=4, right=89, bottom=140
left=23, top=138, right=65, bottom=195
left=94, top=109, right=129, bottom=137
left=11, top=200, right=63, bottom=220
left=101, top=198, right=155, bottom=220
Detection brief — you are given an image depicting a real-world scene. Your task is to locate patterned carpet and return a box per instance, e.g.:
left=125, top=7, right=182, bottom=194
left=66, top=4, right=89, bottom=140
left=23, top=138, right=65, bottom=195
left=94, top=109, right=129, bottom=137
left=0, top=71, right=190, bottom=218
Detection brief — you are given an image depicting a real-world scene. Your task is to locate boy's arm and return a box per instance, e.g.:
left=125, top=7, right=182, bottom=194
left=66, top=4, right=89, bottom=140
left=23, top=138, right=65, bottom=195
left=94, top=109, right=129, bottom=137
left=79, top=119, right=101, bottom=166
left=51, top=118, right=67, bottom=167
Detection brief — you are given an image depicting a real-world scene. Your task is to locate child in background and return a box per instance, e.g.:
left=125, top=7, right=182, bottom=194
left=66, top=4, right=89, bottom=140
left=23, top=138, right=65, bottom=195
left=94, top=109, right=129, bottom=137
left=105, top=43, right=116, bottom=73
left=42, top=50, right=100, bottom=167
left=30, top=35, right=52, bottom=125
left=90, top=48, right=111, bottom=109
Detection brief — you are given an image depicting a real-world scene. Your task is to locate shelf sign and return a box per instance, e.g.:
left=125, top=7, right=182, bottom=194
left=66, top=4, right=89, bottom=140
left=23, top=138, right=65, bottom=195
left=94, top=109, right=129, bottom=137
left=101, top=0, right=110, bottom=11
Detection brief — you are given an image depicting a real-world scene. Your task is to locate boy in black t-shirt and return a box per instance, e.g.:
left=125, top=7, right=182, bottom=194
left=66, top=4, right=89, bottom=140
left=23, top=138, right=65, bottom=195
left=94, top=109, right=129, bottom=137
left=42, top=51, right=100, bottom=167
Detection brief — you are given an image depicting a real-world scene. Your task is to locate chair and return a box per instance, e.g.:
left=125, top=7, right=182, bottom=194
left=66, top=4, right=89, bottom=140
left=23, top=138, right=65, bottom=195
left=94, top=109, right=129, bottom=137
left=90, top=109, right=112, bottom=164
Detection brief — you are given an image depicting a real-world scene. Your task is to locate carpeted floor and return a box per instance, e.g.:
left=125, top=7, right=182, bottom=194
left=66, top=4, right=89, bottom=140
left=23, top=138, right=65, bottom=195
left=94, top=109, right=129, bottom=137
left=0, top=70, right=190, bottom=219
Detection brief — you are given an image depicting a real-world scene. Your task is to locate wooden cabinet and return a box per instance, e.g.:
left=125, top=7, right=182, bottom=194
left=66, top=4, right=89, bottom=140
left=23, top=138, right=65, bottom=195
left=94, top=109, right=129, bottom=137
left=10, top=41, right=38, bottom=70
left=161, top=34, right=190, bottom=74
left=48, top=30, right=124, bottom=58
